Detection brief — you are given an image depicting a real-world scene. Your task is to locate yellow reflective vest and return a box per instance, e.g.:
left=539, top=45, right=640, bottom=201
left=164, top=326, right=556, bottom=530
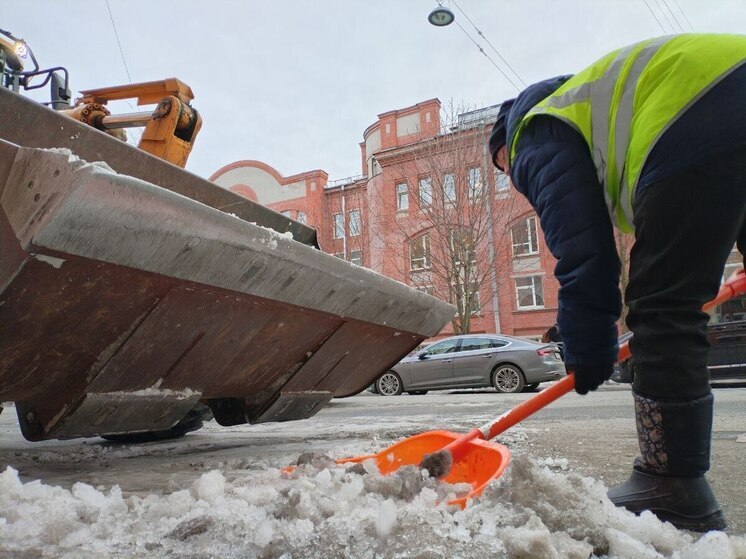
left=509, top=34, right=746, bottom=232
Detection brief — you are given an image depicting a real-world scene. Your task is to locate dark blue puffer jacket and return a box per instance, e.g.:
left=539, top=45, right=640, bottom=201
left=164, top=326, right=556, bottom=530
left=504, top=65, right=746, bottom=368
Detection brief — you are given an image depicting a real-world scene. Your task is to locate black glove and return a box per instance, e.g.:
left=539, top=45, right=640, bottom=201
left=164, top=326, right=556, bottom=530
left=567, top=362, right=614, bottom=395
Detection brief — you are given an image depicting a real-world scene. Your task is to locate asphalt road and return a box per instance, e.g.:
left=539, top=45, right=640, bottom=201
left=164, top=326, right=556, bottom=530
left=2, top=382, right=745, bottom=533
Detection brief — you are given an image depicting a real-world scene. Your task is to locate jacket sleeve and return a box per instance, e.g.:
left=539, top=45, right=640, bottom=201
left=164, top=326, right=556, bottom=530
left=511, top=116, right=621, bottom=366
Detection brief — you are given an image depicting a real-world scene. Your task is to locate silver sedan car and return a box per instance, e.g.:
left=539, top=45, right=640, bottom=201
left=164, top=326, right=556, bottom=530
left=373, top=334, right=565, bottom=396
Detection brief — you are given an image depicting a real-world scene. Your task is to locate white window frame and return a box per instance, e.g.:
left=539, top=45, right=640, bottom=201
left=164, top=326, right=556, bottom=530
left=297, top=211, right=307, bottom=224
left=453, top=280, right=481, bottom=315
left=495, top=171, right=510, bottom=193
left=511, top=216, right=539, bottom=256
left=443, top=173, right=456, bottom=206
left=396, top=182, right=409, bottom=210
left=409, top=235, right=430, bottom=271
left=468, top=167, right=482, bottom=199
left=349, top=209, right=361, bottom=236
left=333, top=213, right=344, bottom=239
left=449, top=228, right=477, bottom=266
left=419, top=177, right=432, bottom=207
left=515, top=275, right=545, bottom=309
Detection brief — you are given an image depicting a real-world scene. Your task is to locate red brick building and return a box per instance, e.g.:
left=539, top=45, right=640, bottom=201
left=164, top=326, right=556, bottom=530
left=210, top=99, right=562, bottom=340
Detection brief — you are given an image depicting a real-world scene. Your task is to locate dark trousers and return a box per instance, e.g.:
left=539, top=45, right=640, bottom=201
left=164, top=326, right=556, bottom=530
left=626, top=145, right=746, bottom=400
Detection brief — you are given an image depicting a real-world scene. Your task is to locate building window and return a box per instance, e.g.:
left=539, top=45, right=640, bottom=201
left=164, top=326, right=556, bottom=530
left=511, top=216, right=539, bottom=256
left=453, top=282, right=481, bottom=315
left=443, top=173, right=456, bottom=205
left=495, top=172, right=510, bottom=192
left=281, top=210, right=293, bottom=218
left=333, top=213, right=344, bottom=239
left=349, top=250, right=363, bottom=265
left=409, top=235, right=430, bottom=271
left=297, top=211, right=307, bottom=224
left=450, top=228, right=476, bottom=265
left=349, top=209, right=361, bottom=236
left=515, top=275, right=545, bottom=309
left=332, top=252, right=344, bottom=259
left=419, top=177, right=432, bottom=207
left=468, top=167, right=482, bottom=199
left=396, top=182, right=409, bottom=210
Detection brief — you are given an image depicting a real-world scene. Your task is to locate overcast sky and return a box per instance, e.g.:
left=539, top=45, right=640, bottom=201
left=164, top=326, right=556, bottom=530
left=4, top=1, right=746, bottom=181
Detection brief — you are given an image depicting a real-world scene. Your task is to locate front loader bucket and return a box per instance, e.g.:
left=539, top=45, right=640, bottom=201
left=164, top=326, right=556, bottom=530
left=0, top=88, right=455, bottom=442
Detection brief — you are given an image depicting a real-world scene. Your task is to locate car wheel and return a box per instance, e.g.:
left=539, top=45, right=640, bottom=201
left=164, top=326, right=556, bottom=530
left=523, top=383, right=540, bottom=392
left=376, top=372, right=403, bottom=396
left=407, top=390, right=428, bottom=395
left=492, top=364, right=526, bottom=394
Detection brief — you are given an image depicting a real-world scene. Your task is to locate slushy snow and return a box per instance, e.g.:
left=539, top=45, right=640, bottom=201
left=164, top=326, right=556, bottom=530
left=2, top=453, right=745, bottom=558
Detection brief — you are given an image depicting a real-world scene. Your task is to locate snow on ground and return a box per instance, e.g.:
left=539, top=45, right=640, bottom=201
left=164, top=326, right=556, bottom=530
left=2, top=451, right=745, bottom=558
left=2, top=390, right=746, bottom=558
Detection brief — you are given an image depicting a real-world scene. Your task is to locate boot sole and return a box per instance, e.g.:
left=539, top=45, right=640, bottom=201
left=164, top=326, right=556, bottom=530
left=647, top=507, right=727, bottom=532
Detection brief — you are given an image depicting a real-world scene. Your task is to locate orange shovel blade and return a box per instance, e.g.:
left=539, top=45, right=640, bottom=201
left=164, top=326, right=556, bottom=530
left=337, top=430, right=510, bottom=508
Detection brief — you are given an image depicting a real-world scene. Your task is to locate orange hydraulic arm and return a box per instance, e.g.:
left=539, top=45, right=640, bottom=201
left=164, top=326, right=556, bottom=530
left=60, top=78, right=202, bottom=168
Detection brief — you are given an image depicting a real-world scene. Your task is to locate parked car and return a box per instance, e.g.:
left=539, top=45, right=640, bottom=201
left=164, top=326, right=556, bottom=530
left=371, top=334, right=566, bottom=396
left=611, top=320, right=746, bottom=383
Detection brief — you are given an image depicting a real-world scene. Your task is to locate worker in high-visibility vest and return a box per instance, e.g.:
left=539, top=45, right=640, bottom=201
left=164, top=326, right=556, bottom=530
left=488, top=34, right=746, bottom=532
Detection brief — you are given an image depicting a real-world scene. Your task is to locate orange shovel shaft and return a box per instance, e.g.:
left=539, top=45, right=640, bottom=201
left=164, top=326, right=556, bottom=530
left=449, top=268, right=746, bottom=461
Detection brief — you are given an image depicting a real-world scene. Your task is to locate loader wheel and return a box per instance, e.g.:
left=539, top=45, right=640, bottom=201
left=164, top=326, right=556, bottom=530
left=101, top=403, right=213, bottom=443
left=492, top=364, right=525, bottom=394
left=375, top=372, right=403, bottom=396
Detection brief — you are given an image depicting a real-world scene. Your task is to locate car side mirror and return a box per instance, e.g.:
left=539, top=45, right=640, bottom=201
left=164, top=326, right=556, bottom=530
left=418, top=352, right=429, bottom=360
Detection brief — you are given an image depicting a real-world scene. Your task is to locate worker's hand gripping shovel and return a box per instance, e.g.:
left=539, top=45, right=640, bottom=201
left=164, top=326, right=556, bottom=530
left=288, top=268, right=746, bottom=509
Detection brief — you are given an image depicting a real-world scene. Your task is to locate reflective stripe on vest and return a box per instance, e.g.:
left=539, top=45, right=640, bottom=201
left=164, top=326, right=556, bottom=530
left=510, top=34, right=746, bottom=232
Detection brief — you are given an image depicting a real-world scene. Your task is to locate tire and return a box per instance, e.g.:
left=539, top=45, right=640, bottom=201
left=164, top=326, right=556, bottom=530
left=523, top=383, right=540, bottom=392
left=492, top=364, right=526, bottom=394
left=101, top=403, right=213, bottom=443
left=407, top=390, right=428, bottom=395
left=375, top=372, right=404, bottom=396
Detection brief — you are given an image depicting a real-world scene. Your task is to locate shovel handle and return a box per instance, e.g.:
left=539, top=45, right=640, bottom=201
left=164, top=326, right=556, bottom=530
left=480, top=267, right=746, bottom=442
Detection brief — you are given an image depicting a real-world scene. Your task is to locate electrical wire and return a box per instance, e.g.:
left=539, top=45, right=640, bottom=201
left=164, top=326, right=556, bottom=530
left=641, top=0, right=669, bottom=34
left=670, top=0, right=696, bottom=31
left=658, top=0, right=686, bottom=33
left=652, top=0, right=679, bottom=32
left=105, top=0, right=133, bottom=84
left=452, top=18, right=524, bottom=92
left=436, top=1, right=525, bottom=93
left=104, top=0, right=141, bottom=143
left=449, top=0, right=527, bottom=88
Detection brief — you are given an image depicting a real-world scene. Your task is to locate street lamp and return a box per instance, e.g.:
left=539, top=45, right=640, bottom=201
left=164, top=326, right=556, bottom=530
left=428, top=6, right=455, bottom=27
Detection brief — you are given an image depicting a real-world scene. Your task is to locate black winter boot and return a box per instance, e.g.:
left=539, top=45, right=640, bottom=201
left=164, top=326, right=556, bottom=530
left=608, top=392, right=727, bottom=532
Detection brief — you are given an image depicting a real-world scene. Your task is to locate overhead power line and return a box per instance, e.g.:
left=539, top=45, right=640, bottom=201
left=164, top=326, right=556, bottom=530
left=658, top=0, right=686, bottom=33
left=436, top=0, right=526, bottom=93
left=653, top=0, right=680, bottom=32
left=641, top=0, right=669, bottom=34
left=105, top=0, right=133, bottom=84
left=104, top=0, right=140, bottom=143
left=450, top=0, right=527, bottom=88
left=671, top=0, right=696, bottom=31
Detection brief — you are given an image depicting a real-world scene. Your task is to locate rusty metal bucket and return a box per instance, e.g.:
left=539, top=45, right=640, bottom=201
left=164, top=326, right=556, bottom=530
left=0, top=87, right=455, bottom=441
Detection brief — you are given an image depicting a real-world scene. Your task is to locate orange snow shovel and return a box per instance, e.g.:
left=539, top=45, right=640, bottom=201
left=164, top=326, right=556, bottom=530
left=293, top=269, right=746, bottom=509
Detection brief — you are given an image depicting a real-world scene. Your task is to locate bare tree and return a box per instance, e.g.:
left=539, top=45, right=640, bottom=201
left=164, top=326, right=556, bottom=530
left=368, top=101, right=521, bottom=334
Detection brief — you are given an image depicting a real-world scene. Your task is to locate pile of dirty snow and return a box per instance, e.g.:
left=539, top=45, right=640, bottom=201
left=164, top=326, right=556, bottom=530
left=1, top=454, right=745, bottom=558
